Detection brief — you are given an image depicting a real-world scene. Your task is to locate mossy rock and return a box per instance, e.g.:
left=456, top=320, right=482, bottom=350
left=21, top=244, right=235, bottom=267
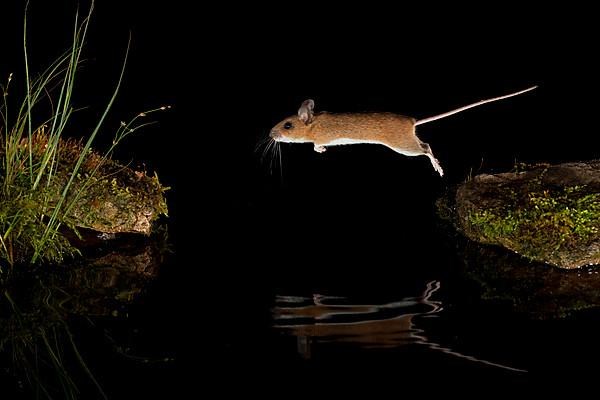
left=452, top=161, right=600, bottom=269
left=13, top=133, right=168, bottom=235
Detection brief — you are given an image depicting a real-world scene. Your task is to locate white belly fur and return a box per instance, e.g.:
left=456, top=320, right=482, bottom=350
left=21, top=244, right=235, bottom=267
left=324, top=138, right=381, bottom=146
left=323, top=138, right=422, bottom=157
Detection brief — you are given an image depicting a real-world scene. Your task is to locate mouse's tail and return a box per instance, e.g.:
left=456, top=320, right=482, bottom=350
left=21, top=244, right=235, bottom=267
left=414, top=85, right=537, bottom=126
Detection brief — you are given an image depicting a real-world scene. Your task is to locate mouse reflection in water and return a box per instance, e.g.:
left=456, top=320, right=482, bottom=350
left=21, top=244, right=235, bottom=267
left=273, top=281, right=525, bottom=373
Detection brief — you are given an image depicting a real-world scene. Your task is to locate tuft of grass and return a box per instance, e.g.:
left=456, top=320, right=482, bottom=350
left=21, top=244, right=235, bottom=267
left=0, top=2, right=167, bottom=268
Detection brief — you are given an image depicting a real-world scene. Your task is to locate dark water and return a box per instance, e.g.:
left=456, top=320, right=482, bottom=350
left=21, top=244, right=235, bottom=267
left=211, top=205, right=600, bottom=390
left=3, top=1, right=600, bottom=396
left=0, top=232, right=178, bottom=399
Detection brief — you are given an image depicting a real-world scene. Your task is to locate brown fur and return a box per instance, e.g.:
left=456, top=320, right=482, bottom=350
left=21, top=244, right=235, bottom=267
left=313, top=113, right=422, bottom=152
left=270, top=109, right=443, bottom=175
left=272, top=112, right=420, bottom=151
left=270, top=88, right=537, bottom=177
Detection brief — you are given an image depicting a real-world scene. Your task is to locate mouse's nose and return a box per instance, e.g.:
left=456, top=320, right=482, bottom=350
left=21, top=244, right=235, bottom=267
left=269, top=130, right=280, bottom=140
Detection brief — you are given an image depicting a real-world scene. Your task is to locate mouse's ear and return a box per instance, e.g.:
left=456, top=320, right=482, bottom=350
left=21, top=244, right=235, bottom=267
left=298, top=99, right=315, bottom=124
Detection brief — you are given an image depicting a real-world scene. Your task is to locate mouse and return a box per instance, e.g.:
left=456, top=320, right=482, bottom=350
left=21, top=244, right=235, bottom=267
left=269, top=86, right=537, bottom=176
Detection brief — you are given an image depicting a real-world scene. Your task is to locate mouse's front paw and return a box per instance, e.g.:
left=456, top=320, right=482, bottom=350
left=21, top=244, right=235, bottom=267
left=314, top=145, right=327, bottom=153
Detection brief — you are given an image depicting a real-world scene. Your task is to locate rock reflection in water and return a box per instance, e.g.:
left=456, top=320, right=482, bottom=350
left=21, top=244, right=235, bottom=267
left=0, top=233, right=166, bottom=398
left=274, top=281, right=525, bottom=372
left=456, top=240, right=600, bottom=318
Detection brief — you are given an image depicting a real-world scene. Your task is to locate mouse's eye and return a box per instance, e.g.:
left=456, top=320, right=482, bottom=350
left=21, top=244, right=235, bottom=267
left=284, top=121, right=293, bottom=130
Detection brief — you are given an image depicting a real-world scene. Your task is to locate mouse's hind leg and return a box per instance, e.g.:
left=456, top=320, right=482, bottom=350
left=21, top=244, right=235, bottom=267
left=420, top=142, right=444, bottom=177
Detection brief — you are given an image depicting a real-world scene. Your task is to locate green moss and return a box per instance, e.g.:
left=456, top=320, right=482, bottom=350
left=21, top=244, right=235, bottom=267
left=466, top=185, right=600, bottom=260
left=0, top=134, right=168, bottom=267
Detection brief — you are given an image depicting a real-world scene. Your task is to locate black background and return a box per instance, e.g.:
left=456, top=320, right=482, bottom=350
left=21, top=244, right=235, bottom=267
left=2, top=0, right=600, bottom=396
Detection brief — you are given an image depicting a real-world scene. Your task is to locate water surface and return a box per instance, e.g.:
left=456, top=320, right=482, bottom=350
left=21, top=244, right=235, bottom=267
left=0, top=232, right=177, bottom=399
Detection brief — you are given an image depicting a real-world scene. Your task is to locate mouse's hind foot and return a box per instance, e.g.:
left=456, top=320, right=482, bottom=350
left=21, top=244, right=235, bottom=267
left=420, top=142, right=444, bottom=177
left=428, top=154, right=444, bottom=176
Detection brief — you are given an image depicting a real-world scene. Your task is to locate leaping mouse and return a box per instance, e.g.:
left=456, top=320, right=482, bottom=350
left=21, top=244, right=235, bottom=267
left=269, top=86, right=537, bottom=176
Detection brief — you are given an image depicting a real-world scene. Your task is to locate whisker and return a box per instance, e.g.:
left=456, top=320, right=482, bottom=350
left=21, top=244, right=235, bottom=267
left=261, top=138, right=274, bottom=163
left=271, top=142, right=279, bottom=174
left=257, top=137, right=283, bottom=178
left=269, top=139, right=277, bottom=175
left=267, top=139, right=276, bottom=164
left=255, top=139, right=267, bottom=155
left=254, top=135, right=271, bottom=153
left=277, top=142, right=283, bottom=180
left=267, top=139, right=278, bottom=175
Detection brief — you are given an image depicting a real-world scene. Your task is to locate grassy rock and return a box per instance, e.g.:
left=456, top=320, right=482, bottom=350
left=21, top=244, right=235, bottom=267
left=452, top=161, right=600, bottom=269
left=18, top=133, right=167, bottom=235
left=0, top=132, right=168, bottom=265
